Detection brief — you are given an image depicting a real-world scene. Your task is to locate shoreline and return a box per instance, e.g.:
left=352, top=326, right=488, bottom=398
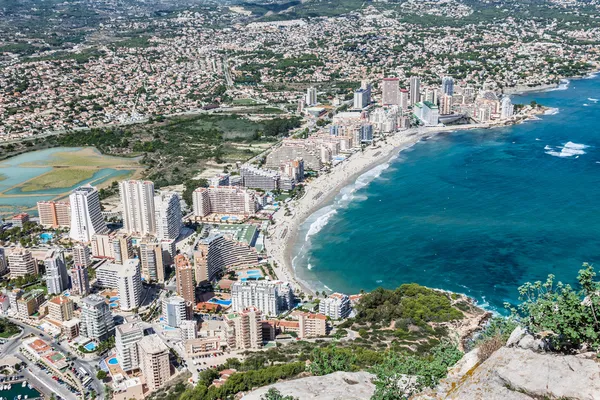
left=265, top=116, right=541, bottom=296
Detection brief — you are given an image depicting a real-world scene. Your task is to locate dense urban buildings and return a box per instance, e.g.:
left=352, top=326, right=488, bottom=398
left=193, top=234, right=259, bottom=284
left=154, top=191, right=182, bottom=240
left=116, top=321, right=144, bottom=371
left=139, top=238, right=165, bottom=283
left=71, top=264, right=90, bottom=296
left=240, top=164, right=280, bottom=191
left=116, top=259, right=143, bottom=311
left=8, top=247, right=37, bottom=278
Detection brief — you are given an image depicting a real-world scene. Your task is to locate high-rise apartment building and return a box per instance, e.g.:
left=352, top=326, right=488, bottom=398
left=441, top=76, right=455, bottom=96
left=162, top=296, right=190, bottom=328
left=69, top=186, right=108, bottom=242
left=175, top=254, right=195, bottom=305
left=381, top=78, right=400, bottom=106
left=138, top=335, right=170, bottom=391
left=116, top=321, right=144, bottom=371
left=72, top=244, right=91, bottom=268
left=225, top=307, right=262, bottom=350
left=240, top=164, right=279, bottom=191
left=193, top=186, right=259, bottom=218
left=71, top=264, right=90, bottom=296
left=120, top=180, right=156, bottom=236
left=37, top=201, right=70, bottom=228
left=8, top=247, right=38, bottom=278
left=44, top=248, right=69, bottom=295
left=501, top=96, right=514, bottom=119
left=0, top=247, right=8, bottom=276
left=139, top=238, right=165, bottom=283
left=305, top=87, right=317, bottom=106
left=353, top=88, right=370, bottom=109
left=319, top=292, right=351, bottom=319
left=399, top=89, right=409, bottom=111
left=116, top=259, right=142, bottom=312
left=154, top=192, right=182, bottom=240
left=440, top=94, right=453, bottom=115
left=409, top=76, right=421, bottom=106
left=231, top=280, right=293, bottom=316
left=112, top=233, right=134, bottom=265
left=80, top=294, right=115, bottom=341
left=193, top=234, right=258, bottom=284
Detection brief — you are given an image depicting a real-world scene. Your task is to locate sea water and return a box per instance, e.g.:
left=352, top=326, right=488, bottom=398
left=293, top=75, right=600, bottom=313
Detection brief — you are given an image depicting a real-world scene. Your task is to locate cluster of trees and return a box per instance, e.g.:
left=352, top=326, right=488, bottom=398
left=262, top=117, right=302, bottom=137
left=0, top=318, right=20, bottom=338
left=354, top=283, right=464, bottom=326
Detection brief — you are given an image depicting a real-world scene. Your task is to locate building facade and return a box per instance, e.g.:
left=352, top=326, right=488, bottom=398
left=138, top=335, right=170, bottom=391
left=69, top=186, right=108, bottom=243
left=154, top=192, right=182, bottom=240
left=37, top=201, right=71, bottom=228
left=119, top=180, right=156, bottom=236
left=116, top=322, right=144, bottom=371
left=80, top=294, right=115, bottom=341
left=44, top=248, right=69, bottom=295
left=231, top=280, right=293, bottom=316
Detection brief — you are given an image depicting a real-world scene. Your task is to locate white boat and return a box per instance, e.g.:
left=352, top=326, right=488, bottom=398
left=20, top=382, right=25, bottom=388
left=27, top=385, right=31, bottom=390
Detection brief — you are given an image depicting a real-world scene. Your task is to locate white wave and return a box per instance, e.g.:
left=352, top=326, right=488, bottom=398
left=584, top=104, right=589, bottom=107
left=546, top=79, right=569, bottom=91
left=545, top=141, right=589, bottom=158
left=307, top=263, right=313, bottom=270
left=588, top=98, right=599, bottom=102
left=526, top=115, right=541, bottom=121
left=585, top=73, right=598, bottom=79
left=376, top=280, right=383, bottom=283
left=535, top=138, right=541, bottom=141
left=323, top=285, right=332, bottom=292
left=305, top=208, right=337, bottom=240
left=596, top=161, right=600, bottom=164
left=544, top=107, right=559, bottom=115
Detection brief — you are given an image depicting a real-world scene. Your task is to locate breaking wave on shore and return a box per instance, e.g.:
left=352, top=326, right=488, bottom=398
left=545, top=141, right=589, bottom=158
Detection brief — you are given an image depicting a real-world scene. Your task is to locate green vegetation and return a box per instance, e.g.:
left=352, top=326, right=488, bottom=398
left=0, top=222, right=42, bottom=247
left=19, top=168, right=96, bottom=192
left=354, top=284, right=465, bottom=326
left=507, top=263, right=600, bottom=352
left=261, top=388, right=297, bottom=400
left=371, top=341, right=463, bottom=399
left=179, top=362, right=305, bottom=400
left=0, top=319, right=20, bottom=338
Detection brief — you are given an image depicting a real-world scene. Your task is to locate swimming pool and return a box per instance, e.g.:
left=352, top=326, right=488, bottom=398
left=108, top=357, right=118, bottom=365
left=39, top=232, right=54, bottom=243
left=109, top=302, right=118, bottom=308
left=109, top=296, right=119, bottom=302
left=83, top=342, right=97, bottom=352
left=208, top=298, right=232, bottom=306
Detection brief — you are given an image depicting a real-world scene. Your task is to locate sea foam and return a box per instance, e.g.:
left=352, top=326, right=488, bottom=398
left=305, top=208, right=337, bottom=240
left=545, top=141, right=589, bottom=158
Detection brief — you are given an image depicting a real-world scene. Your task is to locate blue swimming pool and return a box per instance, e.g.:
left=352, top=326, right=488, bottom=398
left=109, top=296, right=119, bottom=302
left=109, top=302, right=118, bottom=308
left=108, top=357, right=118, bottom=365
left=39, top=232, right=54, bottom=243
left=208, top=298, right=232, bottom=306
left=84, top=342, right=97, bottom=352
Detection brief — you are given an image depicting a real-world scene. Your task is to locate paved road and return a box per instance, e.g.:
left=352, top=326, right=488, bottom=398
left=2, top=319, right=105, bottom=399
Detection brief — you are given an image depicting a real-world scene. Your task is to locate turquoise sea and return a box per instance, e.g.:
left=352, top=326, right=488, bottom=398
left=293, top=74, right=600, bottom=313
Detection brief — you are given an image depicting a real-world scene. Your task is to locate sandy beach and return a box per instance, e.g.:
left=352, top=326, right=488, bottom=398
left=265, top=121, right=510, bottom=295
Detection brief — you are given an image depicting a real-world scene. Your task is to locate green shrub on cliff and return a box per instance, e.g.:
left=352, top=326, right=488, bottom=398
left=507, top=263, right=600, bottom=352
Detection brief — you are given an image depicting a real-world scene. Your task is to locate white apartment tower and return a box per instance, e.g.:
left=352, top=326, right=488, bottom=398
left=71, top=264, right=90, bottom=296
left=154, top=192, right=182, bottom=240
left=162, top=296, right=189, bottom=328
left=119, top=180, right=156, bottom=236
left=117, top=259, right=142, bottom=312
left=0, top=248, right=7, bottom=276
left=44, top=248, right=69, bottom=295
left=231, top=280, right=293, bottom=316
left=319, top=293, right=351, bottom=319
left=409, top=76, right=421, bottom=106
left=69, top=186, right=108, bottom=242
left=501, top=96, right=514, bottom=119
left=80, top=294, right=115, bottom=341
left=116, top=322, right=144, bottom=371
left=306, top=87, right=317, bottom=106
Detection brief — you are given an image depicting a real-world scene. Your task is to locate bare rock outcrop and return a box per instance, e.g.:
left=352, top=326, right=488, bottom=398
left=241, top=371, right=375, bottom=400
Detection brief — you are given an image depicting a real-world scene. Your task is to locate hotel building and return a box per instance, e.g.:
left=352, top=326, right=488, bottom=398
left=154, top=191, right=182, bottom=240
left=119, top=180, right=156, bottom=236
left=139, top=238, right=165, bottom=283
left=48, top=296, right=74, bottom=322
left=231, top=280, right=293, bottom=317
left=193, top=234, right=258, bottom=284
left=80, top=294, right=115, bottom=341
left=193, top=186, right=259, bottom=218
left=8, top=247, right=38, bottom=278
left=71, top=264, right=90, bottom=296
left=240, top=164, right=280, bottom=191
left=225, top=307, right=263, bottom=350
left=116, top=321, right=144, bottom=371
left=44, top=248, right=69, bottom=295
left=319, top=292, right=351, bottom=319
left=382, top=77, right=400, bottom=106
left=69, top=185, right=108, bottom=243
left=175, top=254, right=195, bottom=305
left=37, top=201, right=71, bottom=228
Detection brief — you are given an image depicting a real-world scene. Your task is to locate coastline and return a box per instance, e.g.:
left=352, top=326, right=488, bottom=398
left=265, top=117, right=539, bottom=295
